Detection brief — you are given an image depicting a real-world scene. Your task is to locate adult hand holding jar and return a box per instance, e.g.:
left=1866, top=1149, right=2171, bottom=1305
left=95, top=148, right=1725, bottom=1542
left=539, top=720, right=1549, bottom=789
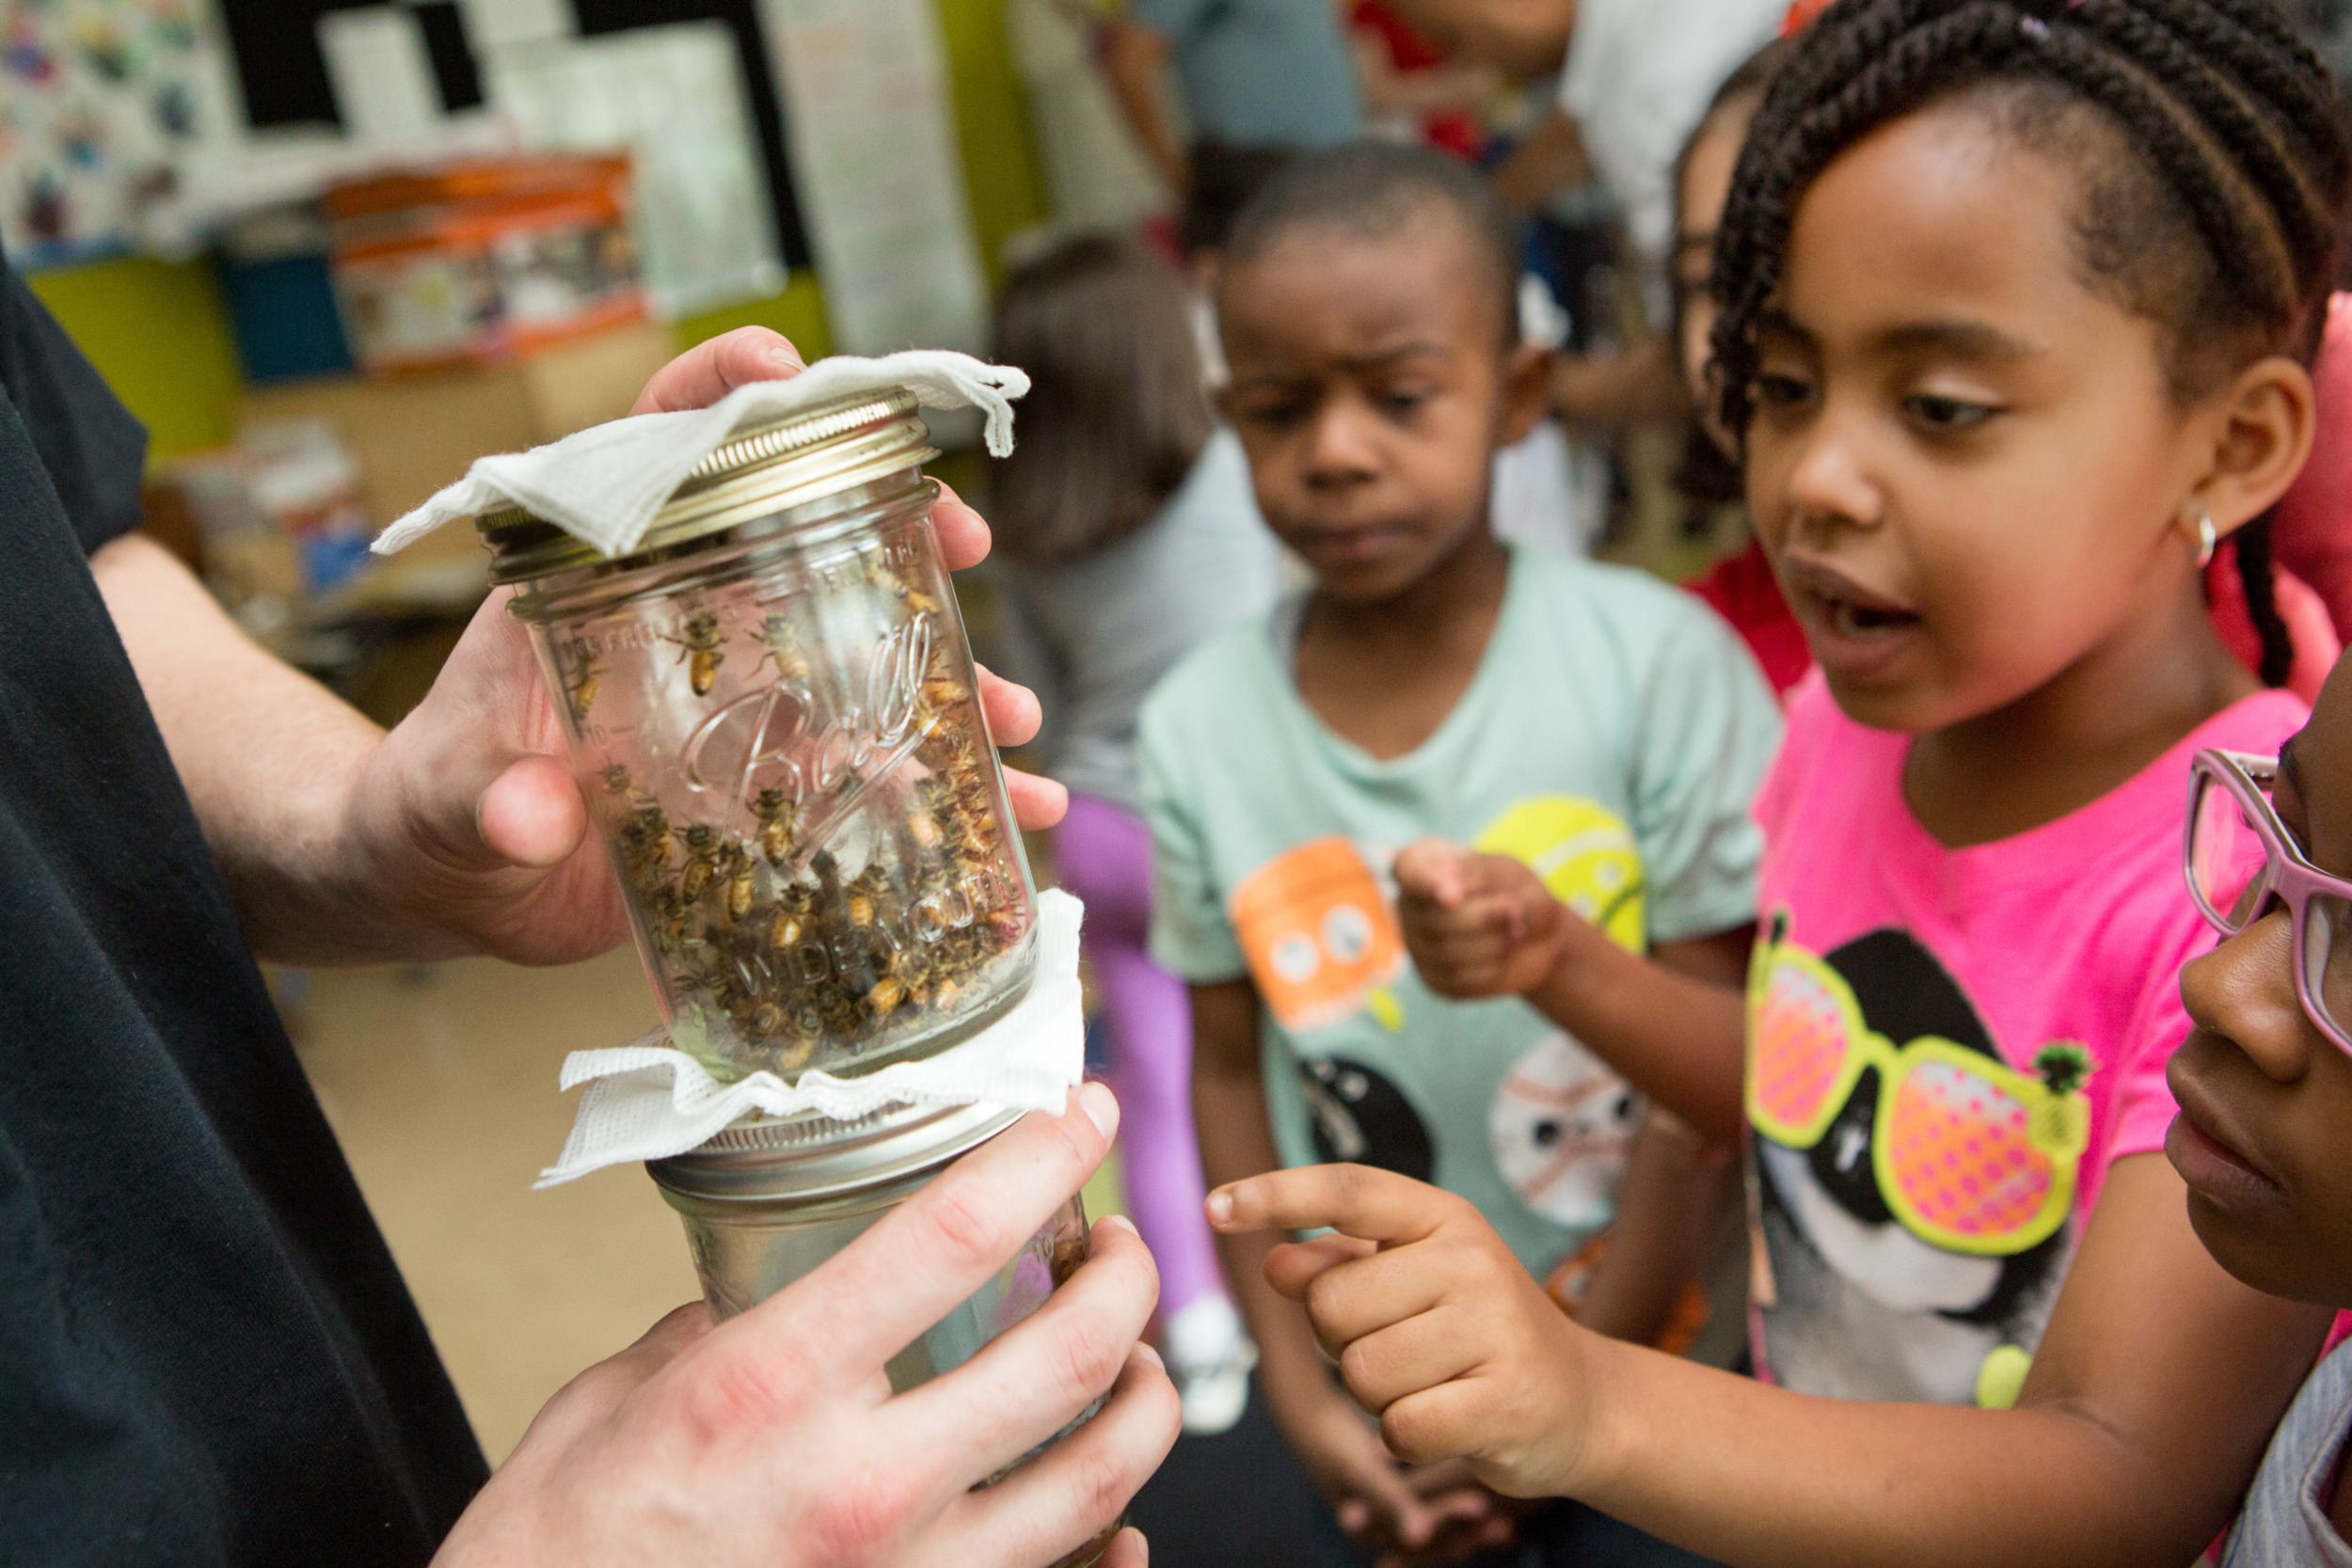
left=434, top=1084, right=1176, bottom=1568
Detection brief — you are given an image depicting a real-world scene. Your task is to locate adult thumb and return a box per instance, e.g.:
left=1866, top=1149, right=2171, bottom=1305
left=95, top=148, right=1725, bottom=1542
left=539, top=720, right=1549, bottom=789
left=477, top=752, right=590, bottom=870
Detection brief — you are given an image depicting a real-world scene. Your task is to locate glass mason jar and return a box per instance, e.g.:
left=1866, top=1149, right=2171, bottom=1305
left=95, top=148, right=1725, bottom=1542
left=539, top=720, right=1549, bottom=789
left=648, top=1101, right=1119, bottom=1568
left=483, top=390, right=1039, bottom=1085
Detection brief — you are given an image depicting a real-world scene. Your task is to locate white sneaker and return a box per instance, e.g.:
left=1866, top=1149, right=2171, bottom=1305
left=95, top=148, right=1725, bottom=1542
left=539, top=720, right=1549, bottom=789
left=1164, top=1295, right=1257, bottom=1437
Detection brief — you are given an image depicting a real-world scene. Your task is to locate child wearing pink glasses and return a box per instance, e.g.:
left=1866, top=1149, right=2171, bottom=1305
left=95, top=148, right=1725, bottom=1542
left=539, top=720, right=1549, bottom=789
left=2169, top=665, right=2352, bottom=1561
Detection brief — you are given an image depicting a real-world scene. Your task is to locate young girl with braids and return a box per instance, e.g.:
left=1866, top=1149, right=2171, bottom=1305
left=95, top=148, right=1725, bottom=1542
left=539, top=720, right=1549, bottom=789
left=1197, top=0, right=2352, bottom=1560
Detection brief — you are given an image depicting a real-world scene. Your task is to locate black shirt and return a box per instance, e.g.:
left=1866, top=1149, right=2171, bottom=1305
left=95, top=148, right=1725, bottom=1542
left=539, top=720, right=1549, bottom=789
left=0, top=258, right=486, bottom=1562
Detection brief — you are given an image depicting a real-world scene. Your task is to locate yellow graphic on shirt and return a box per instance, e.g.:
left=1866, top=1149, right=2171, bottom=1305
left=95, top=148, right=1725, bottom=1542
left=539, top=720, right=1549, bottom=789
left=1473, top=796, right=1647, bottom=955
left=1230, top=838, right=1409, bottom=1034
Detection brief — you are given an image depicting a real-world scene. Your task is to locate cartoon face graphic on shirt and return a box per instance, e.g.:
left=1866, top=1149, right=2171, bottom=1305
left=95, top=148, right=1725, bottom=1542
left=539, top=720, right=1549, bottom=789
left=1300, top=1056, right=1436, bottom=1182
left=1488, top=1029, right=1642, bottom=1230
left=1230, top=837, right=1407, bottom=1033
left=1473, top=796, right=1646, bottom=954
left=1748, top=922, right=2091, bottom=1408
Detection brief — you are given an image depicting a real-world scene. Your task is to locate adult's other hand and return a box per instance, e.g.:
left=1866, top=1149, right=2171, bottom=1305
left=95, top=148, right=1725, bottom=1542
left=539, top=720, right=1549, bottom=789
left=435, top=1083, right=1178, bottom=1568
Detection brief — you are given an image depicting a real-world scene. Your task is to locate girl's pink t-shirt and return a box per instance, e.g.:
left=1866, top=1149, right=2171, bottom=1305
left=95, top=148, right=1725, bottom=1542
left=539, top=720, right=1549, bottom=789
left=1745, top=673, right=2308, bottom=1404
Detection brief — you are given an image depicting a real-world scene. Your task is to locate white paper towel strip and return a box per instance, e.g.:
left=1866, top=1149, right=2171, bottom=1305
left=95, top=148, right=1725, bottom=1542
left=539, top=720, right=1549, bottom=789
left=537, top=889, right=1085, bottom=1185
left=373, top=350, right=1029, bottom=561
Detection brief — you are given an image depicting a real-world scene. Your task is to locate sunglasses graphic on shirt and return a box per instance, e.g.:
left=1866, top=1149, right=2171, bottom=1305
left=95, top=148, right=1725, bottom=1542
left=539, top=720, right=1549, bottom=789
left=1746, top=916, right=2094, bottom=1258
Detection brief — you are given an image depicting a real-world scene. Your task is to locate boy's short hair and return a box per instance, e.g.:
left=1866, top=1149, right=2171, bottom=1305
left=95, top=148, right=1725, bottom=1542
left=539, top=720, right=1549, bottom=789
left=1222, top=142, right=1522, bottom=349
left=1181, top=142, right=1297, bottom=260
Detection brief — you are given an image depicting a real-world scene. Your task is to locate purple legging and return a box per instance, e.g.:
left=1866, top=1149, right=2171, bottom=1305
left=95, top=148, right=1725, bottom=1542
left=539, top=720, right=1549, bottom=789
left=1054, top=792, right=1228, bottom=1321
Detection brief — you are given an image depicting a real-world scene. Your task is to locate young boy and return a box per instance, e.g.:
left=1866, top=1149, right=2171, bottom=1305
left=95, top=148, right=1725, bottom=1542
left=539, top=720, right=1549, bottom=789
left=1136, top=142, right=1781, bottom=1561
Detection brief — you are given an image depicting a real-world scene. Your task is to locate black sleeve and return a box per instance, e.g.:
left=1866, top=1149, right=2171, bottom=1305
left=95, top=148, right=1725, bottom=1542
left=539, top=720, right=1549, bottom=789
left=0, top=248, right=149, bottom=556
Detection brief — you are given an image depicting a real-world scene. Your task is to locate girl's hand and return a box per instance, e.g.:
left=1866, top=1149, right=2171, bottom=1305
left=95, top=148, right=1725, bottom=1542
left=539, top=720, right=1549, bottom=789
left=1394, top=840, right=1570, bottom=999
left=1209, top=1164, right=1599, bottom=1501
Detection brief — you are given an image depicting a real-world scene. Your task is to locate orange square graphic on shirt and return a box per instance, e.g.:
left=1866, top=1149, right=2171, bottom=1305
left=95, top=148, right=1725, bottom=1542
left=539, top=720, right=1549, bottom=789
left=1229, top=837, right=1406, bottom=1033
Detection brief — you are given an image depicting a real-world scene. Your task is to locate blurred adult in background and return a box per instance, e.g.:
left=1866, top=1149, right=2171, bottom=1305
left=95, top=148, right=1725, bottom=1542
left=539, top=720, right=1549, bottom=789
left=1389, top=0, right=1784, bottom=432
left=0, top=236, right=1177, bottom=1567
left=988, top=234, right=1281, bottom=1438
left=1346, top=0, right=1502, bottom=160
left=1104, top=0, right=1363, bottom=200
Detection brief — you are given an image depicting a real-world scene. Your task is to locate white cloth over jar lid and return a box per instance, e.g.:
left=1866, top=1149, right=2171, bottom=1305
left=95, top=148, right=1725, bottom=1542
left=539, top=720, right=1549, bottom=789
left=372, top=351, right=1030, bottom=562
left=536, top=889, right=1087, bottom=1185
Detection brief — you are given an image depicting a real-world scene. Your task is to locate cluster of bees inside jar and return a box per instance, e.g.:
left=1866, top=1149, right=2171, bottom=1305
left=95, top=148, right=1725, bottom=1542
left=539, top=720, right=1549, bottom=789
left=575, top=557, right=1027, bottom=1080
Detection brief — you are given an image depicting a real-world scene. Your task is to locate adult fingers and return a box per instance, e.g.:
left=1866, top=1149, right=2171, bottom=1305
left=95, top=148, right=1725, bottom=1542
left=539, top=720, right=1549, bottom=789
left=977, top=661, right=1042, bottom=747
left=1263, top=1233, right=1377, bottom=1301
left=1007, top=768, right=1071, bottom=833
left=915, top=1345, right=1181, bottom=1568
left=475, top=753, right=590, bottom=870
left=1207, top=1164, right=1464, bottom=1247
left=708, top=1085, right=1119, bottom=1395
left=882, top=1215, right=1161, bottom=1489
left=930, top=480, right=993, bottom=572
left=629, top=326, right=804, bottom=415
left=1098, top=1527, right=1151, bottom=1568
left=1338, top=1308, right=1482, bottom=1416
left=1392, top=840, right=1474, bottom=908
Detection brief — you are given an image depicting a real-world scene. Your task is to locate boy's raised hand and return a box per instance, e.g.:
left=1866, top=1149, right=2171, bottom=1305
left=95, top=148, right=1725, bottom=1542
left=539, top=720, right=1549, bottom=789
left=1207, top=1164, right=1598, bottom=1504
left=1394, top=839, right=1569, bottom=999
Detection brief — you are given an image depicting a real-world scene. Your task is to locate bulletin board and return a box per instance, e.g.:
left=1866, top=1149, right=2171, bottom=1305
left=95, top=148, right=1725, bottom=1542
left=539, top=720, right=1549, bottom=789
left=0, top=0, right=234, bottom=263
left=211, top=0, right=811, bottom=268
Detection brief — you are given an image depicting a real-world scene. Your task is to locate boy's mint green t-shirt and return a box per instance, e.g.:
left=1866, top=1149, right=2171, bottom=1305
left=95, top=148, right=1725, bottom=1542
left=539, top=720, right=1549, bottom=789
left=1139, top=548, right=1783, bottom=1275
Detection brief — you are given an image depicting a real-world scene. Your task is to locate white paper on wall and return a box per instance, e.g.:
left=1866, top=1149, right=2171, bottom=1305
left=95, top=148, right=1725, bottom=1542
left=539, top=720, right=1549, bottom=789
left=485, top=23, right=787, bottom=319
left=318, top=8, right=445, bottom=148
left=755, top=0, right=989, bottom=356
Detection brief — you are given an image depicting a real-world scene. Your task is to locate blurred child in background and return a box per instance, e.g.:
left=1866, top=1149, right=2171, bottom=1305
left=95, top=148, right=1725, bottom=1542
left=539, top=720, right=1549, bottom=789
left=989, top=234, right=1279, bottom=1434
left=1210, top=3, right=2352, bottom=1561
left=1140, top=142, right=1780, bottom=1565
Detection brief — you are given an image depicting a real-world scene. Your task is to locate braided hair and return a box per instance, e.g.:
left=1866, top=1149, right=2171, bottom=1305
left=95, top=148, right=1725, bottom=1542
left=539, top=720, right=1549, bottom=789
left=1708, top=0, right=2352, bottom=686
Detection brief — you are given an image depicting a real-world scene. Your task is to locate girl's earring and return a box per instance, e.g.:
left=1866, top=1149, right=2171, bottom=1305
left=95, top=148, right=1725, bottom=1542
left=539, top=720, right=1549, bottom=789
left=2187, top=506, right=2217, bottom=569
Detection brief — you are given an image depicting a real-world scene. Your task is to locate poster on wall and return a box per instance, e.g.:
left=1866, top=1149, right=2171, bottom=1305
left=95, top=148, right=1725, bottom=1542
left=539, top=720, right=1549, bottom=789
left=485, top=22, right=785, bottom=320
left=755, top=0, right=986, bottom=356
left=0, top=0, right=238, bottom=264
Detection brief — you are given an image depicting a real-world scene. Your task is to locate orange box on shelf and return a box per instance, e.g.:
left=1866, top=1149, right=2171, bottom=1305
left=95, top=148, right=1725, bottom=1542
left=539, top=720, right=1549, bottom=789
left=325, top=155, right=647, bottom=374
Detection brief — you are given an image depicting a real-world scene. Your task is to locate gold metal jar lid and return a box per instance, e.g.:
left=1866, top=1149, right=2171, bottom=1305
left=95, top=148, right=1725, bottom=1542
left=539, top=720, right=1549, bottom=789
left=646, top=1099, right=1025, bottom=1207
left=476, top=387, right=940, bottom=585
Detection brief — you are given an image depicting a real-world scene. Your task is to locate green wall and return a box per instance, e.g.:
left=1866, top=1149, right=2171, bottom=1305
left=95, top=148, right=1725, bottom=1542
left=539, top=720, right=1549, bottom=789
left=33, top=0, right=1044, bottom=462
left=26, top=255, right=245, bottom=461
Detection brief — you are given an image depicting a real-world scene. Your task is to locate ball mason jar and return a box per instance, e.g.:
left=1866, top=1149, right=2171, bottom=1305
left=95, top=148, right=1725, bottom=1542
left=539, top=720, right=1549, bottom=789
left=648, top=1101, right=1120, bottom=1568
left=483, top=389, right=1039, bottom=1084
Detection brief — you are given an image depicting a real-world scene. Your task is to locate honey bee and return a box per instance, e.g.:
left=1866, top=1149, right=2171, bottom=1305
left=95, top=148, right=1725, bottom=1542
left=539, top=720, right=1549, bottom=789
left=866, top=974, right=908, bottom=1015
left=680, top=824, right=721, bottom=899
left=599, top=763, right=633, bottom=798
left=753, top=786, right=797, bottom=865
left=560, top=640, right=603, bottom=721
left=906, top=808, right=942, bottom=851
left=644, top=886, right=690, bottom=951
left=846, top=864, right=891, bottom=928
left=753, top=613, right=813, bottom=683
left=718, top=839, right=756, bottom=921
left=663, top=611, right=726, bottom=696
left=921, top=673, right=971, bottom=710
left=621, top=804, right=675, bottom=889
left=770, top=883, right=816, bottom=949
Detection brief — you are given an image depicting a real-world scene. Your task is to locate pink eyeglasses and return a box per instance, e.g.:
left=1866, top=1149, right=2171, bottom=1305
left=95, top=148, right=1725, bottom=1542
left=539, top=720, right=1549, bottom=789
left=2185, top=748, right=2352, bottom=1053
